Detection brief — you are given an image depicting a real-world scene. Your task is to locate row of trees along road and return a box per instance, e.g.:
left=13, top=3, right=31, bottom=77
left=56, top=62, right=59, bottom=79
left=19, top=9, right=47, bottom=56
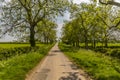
left=62, top=0, right=120, bottom=49
left=0, top=0, right=69, bottom=47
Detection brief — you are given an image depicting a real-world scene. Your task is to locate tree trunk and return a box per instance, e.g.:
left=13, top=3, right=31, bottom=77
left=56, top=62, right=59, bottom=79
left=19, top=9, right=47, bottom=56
left=30, top=26, right=36, bottom=47
left=76, top=41, right=80, bottom=47
left=105, top=38, right=108, bottom=48
left=73, top=42, right=75, bottom=46
left=93, top=39, right=96, bottom=48
left=85, top=35, right=88, bottom=49
left=104, top=34, right=108, bottom=48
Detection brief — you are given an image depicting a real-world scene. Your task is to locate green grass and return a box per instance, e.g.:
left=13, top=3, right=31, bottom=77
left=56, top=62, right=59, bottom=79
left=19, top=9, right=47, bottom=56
left=0, top=43, right=48, bottom=48
left=0, top=44, right=29, bottom=48
left=0, top=44, right=53, bottom=80
left=79, top=43, right=120, bottom=48
left=59, top=43, right=120, bottom=80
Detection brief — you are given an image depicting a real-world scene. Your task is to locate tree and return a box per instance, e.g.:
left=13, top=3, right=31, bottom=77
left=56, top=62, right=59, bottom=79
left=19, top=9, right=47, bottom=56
left=99, top=0, right=120, bottom=7
left=70, top=3, right=99, bottom=49
left=62, top=0, right=120, bottom=49
left=1, top=0, right=69, bottom=47
left=62, top=19, right=81, bottom=47
left=36, top=19, right=57, bottom=44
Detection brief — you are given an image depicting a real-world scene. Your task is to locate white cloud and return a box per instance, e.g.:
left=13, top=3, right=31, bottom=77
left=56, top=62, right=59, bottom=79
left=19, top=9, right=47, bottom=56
left=0, top=34, right=16, bottom=42
left=73, top=0, right=90, bottom=4
left=115, top=0, right=120, bottom=2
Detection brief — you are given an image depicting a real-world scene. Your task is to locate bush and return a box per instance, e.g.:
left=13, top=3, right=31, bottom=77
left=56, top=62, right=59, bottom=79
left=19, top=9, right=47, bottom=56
left=94, top=48, right=107, bottom=53
left=0, top=46, right=40, bottom=61
left=110, top=49, right=120, bottom=59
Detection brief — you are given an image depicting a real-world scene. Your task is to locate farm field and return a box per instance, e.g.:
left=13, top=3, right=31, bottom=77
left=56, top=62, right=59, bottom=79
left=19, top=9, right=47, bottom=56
left=59, top=43, right=120, bottom=80
left=0, top=43, right=47, bottom=48
left=0, top=43, right=53, bottom=80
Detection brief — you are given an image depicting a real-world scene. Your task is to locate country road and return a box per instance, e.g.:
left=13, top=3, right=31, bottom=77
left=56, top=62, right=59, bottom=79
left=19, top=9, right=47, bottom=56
left=26, top=43, right=91, bottom=80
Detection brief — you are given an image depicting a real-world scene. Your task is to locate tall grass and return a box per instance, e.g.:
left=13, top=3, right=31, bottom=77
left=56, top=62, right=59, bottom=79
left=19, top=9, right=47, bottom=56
left=0, top=44, right=53, bottom=80
left=59, top=43, right=120, bottom=80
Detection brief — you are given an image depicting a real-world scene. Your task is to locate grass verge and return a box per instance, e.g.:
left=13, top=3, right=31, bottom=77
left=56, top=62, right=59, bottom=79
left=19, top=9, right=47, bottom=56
left=0, top=44, right=53, bottom=80
left=59, top=43, right=120, bottom=80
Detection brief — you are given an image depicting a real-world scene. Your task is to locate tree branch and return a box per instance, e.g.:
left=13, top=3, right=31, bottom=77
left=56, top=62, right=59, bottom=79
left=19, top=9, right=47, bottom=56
left=17, top=0, right=29, bottom=11
left=99, top=0, right=120, bottom=7
left=96, top=14, right=110, bottom=27
left=113, top=20, right=120, bottom=27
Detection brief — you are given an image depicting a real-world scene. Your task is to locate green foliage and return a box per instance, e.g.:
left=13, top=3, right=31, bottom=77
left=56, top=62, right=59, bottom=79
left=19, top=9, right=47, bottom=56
left=0, top=44, right=53, bottom=80
left=110, top=49, right=120, bottom=58
left=62, top=1, right=120, bottom=49
left=0, top=43, right=51, bottom=60
left=0, top=53, right=43, bottom=80
left=0, top=46, right=39, bottom=60
left=1, top=0, right=70, bottom=47
left=59, top=43, right=120, bottom=80
left=94, top=48, right=120, bottom=59
left=36, top=20, right=57, bottom=43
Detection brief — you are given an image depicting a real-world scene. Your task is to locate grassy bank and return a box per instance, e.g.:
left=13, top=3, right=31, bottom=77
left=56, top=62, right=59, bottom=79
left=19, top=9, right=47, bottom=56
left=59, top=43, right=120, bottom=80
left=0, top=44, right=53, bottom=80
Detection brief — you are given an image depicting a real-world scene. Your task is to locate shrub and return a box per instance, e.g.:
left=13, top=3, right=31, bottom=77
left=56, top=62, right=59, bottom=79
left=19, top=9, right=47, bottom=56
left=0, top=46, right=41, bottom=61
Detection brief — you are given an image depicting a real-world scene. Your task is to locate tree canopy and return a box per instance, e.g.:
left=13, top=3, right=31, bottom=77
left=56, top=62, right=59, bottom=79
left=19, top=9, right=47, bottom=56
left=0, top=0, right=69, bottom=47
left=62, top=0, right=120, bottom=48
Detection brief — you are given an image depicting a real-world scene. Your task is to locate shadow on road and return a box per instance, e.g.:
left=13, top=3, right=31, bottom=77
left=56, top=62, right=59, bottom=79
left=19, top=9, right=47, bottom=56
left=51, top=50, right=61, bottom=52
left=48, top=54, right=57, bottom=56
left=69, top=64, right=79, bottom=70
left=34, top=68, right=50, bottom=80
left=59, top=72, right=81, bottom=80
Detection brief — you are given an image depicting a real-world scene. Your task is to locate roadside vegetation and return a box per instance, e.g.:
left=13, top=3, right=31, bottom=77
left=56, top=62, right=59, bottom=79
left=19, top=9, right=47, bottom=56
left=0, top=44, right=53, bottom=80
left=60, top=1, right=120, bottom=79
left=59, top=43, right=120, bottom=80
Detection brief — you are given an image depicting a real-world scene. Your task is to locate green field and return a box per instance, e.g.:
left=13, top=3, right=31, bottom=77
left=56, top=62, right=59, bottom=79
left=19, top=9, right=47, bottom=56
left=0, top=43, right=53, bottom=80
left=59, top=43, right=120, bottom=80
left=0, top=43, right=47, bottom=48
left=78, top=43, right=120, bottom=48
left=0, top=44, right=29, bottom=48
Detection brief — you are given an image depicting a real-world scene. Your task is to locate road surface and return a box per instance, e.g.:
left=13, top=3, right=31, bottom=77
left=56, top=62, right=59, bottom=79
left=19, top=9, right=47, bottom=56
left=26, top=43, right=91, bottom=80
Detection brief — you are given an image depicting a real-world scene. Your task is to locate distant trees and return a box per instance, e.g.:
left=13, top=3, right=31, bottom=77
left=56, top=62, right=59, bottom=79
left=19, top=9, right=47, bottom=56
left=1, top=0, right=69, bottom=47
left=36, top=19, right=57, bottom=44
left=62, top=19, right=81, bottom=47
left=62, top=1, right=120, bottom=49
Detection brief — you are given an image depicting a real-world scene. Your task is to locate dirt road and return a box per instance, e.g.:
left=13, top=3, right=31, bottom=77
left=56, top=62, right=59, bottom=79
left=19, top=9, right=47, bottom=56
left=26, top=43, right=91, bottom=80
